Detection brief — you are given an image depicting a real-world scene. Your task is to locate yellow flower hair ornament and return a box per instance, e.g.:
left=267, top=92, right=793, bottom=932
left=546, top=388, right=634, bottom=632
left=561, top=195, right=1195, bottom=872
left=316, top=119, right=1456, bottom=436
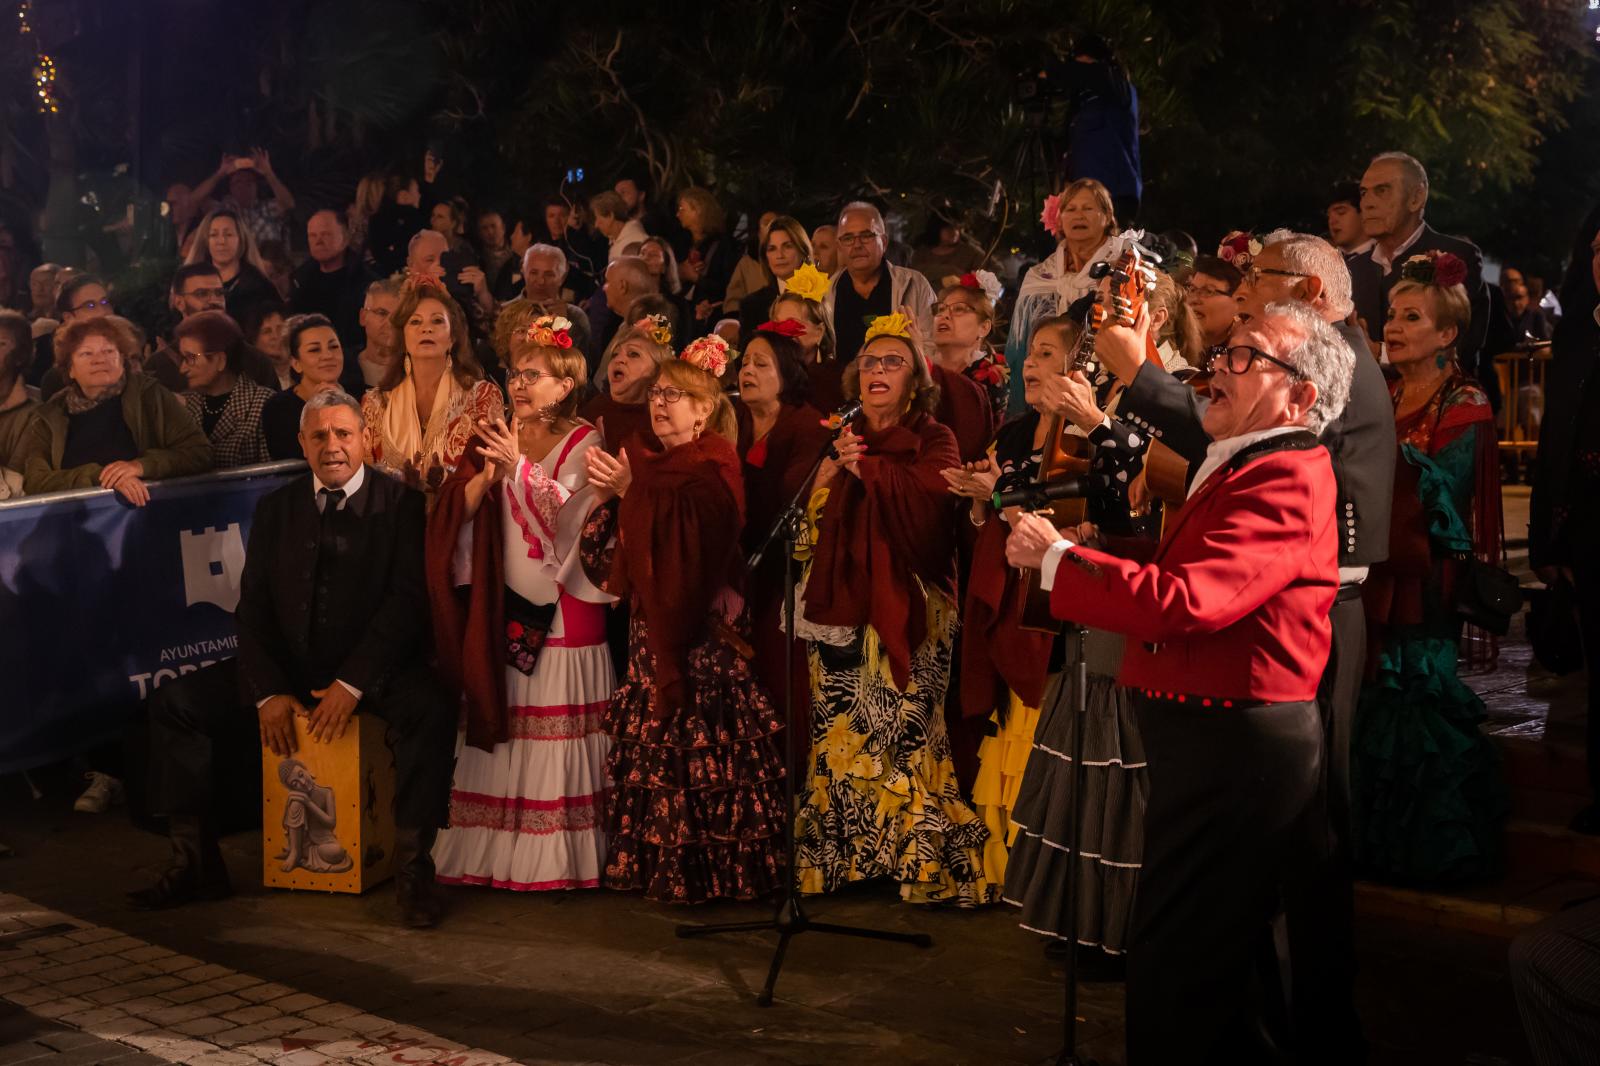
left=633, top=312, right=673, bottom=346
left=863, top=312, right=913, bottom=345
left=783, top=262, right=831, bottom=304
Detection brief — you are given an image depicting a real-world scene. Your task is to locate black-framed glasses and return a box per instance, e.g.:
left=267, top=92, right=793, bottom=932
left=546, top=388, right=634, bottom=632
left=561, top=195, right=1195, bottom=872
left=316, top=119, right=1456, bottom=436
left=858, top=354, right=908, bottom=373
left=1206, top=345, right=1302, bottom=378
left=507, top=368, right=555, bottom=387
left=70, top=298, right=113, bottom=314
left=175, top=349, right=224, bottom=368
left=1243, top=266, right=1310, bottom=286
left=183, top=286, right=226, bottom=301
left=646, top=385, right=688, bottom=405
left=1185, top=283, right=1233, bottom=300
left=837, top=230, right=881, bottom=247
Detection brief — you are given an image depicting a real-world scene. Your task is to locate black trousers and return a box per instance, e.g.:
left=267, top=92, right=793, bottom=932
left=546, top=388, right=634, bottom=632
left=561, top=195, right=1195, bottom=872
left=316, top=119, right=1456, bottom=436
left=1125, top=695, right=1323, bottom=1066
left=144, top=658, right=455, bottom=834
left=1283, top=592, right=1367, bottom=1063
left=1578, top=561, right=1600, bottom=798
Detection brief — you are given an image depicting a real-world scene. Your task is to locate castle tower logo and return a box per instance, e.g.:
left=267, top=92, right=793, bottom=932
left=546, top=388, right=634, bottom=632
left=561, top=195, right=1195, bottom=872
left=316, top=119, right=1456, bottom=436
left=179, top=524, right=247, bottom=613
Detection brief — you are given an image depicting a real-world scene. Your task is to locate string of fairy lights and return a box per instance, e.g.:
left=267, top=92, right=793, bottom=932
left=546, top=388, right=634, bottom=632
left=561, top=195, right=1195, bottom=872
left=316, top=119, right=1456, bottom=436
left=17, top=0, right=59, bottom=115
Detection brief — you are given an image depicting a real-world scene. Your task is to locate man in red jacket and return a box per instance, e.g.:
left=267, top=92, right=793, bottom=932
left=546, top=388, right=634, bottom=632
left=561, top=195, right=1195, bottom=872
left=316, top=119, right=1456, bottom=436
left=1007, top=301, right=1354, bottom=1065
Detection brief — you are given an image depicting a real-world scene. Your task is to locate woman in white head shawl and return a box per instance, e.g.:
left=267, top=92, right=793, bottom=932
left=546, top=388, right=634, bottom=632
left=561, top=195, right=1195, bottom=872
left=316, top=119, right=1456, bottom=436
left=1003, top=178, right=1125, bottom=416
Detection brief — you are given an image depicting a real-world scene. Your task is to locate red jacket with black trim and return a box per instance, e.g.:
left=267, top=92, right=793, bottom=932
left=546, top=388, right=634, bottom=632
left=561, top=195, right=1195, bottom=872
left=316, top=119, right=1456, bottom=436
left=1048, top=443, right=1339, bottom=703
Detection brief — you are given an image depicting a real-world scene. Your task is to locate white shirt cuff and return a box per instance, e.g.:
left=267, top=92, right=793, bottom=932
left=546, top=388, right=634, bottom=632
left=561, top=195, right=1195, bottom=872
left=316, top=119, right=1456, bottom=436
left=1039, top=539, right=1075, bottom=591
left=255, top=679, right=362, bottom=710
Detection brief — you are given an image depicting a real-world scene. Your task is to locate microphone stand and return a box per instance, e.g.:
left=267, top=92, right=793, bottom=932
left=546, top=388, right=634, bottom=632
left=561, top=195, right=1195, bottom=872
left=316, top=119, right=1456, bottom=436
left=1051, top=620, right=1098, bottom=1066
left=675, top=438, right=933, bottom=1006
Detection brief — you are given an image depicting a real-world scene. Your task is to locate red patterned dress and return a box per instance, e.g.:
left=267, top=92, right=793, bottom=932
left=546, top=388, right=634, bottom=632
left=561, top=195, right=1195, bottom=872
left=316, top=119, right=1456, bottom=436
left=427, top=424, right=615, bottom=890
left=580, top=433, right=788, bottom=903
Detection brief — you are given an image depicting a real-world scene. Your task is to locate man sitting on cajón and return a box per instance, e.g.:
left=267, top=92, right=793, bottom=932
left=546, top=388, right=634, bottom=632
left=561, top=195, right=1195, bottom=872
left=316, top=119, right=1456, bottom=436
left=132, top=389, right=454, bottom=928
left=1005, top=301, right=1353, bottom=1066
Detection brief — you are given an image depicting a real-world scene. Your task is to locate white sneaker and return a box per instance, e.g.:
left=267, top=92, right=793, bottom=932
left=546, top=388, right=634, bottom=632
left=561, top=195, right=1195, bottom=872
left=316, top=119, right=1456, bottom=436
left=73, top=772, right=123, bottom=814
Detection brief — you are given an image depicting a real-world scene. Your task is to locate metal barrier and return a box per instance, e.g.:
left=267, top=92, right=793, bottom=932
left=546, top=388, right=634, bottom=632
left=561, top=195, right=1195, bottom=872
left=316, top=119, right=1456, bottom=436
left=1493, top=344, right=1549, bottom=480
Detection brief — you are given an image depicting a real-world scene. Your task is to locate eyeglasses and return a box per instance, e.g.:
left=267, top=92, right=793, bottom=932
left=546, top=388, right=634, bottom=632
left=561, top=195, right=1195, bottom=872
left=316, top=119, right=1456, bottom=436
left=507, top=368, right=556, bottom=387
left=1242, top=267, right=1310, bottom=286
left=183, top=286, right=226, bottom=301
left=363, top=306, right=391, bottom=319
left=1206, top=345, right=1303, bottom=379
left=858, top=354, right=908, bottom=373
left=837, top=231, right=881, bottom=247
left=932, top=302, right=977, bottom=317
left=176, top=349, right=223, bottom=368
left=1185, top=284, right=1233, bottom=300
left=647, top=385, right=688, bottom=405
left=70, top=298, right=113, bottom=314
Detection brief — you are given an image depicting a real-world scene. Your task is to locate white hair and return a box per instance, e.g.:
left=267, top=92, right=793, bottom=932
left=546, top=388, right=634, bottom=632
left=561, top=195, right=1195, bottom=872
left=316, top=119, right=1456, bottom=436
left=299, top=388, right=365, bottom=430
left=1262, top=301, right=1353, bottom=435
left=1371, top=151, right=1429, bottom=203
left=524, top=242, right=569, bottom=281
left=1260, top=230, right=1354, bottom=320
left=837, top=200, right=885, bottom=235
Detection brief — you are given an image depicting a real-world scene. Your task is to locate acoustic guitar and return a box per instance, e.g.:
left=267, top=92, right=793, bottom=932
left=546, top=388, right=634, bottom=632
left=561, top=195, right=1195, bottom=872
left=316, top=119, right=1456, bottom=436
left=1019, top=244, right=1160, bottom=632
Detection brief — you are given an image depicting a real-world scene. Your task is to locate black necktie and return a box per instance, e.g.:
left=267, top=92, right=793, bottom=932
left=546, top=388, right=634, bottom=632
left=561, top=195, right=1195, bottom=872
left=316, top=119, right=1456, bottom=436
left=318, top=487, right=346, bottom=514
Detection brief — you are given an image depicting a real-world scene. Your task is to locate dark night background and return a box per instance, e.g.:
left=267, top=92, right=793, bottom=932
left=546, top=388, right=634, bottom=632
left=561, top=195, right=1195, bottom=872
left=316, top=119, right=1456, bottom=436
left=2, top=0, right=1599, bottom=283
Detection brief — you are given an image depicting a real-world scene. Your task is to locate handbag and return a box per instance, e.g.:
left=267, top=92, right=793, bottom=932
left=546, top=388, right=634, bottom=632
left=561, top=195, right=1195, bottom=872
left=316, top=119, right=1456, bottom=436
left=1452, top=555, right=1522, bottom=636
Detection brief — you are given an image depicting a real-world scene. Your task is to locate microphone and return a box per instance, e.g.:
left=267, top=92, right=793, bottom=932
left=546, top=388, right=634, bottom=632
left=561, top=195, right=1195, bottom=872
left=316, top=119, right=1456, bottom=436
left=992, top=477, right=1089, bottom=511
left=823, top=399, right=863, bottom=432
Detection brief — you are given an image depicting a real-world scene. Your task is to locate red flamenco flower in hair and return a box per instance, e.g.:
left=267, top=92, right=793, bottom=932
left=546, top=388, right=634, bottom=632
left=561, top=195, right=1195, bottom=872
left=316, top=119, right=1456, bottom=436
left=1432, top=252, right=1468, bottom=288
left=757, top=319, right=807, bottom=340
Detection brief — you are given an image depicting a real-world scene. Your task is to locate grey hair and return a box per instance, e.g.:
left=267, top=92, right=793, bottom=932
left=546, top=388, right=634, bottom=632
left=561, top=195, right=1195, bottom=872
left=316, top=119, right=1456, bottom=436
left=837, top=201, right=885, bottom=234
left=1259, top=230, right=1354, bottom=320
left=1371, top=151, right=1429, bottom=203
left=1262, top=301, right=1353, bottom=435
left=299, top=388, right=365, bottom=430
left=524, top=242, right=569, bottom=281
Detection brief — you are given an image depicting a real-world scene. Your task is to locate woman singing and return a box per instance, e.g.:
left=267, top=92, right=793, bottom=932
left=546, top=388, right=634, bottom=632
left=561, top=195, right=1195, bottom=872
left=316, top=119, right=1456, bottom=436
left=735, top=320, right=831, bottom=757
left=427, top=315, right=614, bottom=892
left=793, top=313, right=992, bottom=905
left=945, top=312, right=1146, bottom=951
left=581, top=335, right=787, bottom=903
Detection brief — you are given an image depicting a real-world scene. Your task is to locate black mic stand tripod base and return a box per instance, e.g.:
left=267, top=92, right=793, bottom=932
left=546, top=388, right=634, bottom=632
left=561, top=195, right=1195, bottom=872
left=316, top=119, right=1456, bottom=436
left=675, top=443, right=932, bottom=1007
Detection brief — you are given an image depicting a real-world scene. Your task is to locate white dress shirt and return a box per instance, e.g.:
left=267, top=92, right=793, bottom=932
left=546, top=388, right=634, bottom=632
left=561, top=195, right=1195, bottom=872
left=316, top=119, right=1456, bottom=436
left=1369, top=221, right=1426, bottom=276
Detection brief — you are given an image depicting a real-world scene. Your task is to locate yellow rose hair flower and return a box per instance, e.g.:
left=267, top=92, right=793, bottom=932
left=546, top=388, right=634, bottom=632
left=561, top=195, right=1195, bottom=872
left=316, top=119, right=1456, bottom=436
left=782, top=262, right=830, bottom=304
left=863, top=312, right=912, bottom=345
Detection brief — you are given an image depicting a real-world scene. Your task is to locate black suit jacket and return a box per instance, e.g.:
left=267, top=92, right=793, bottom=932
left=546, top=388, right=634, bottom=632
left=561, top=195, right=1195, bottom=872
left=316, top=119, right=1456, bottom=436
left=1349, top=223, right=1495, bottom=403
left=1117, top=322, right=1395, bottom=570
left=235, top=466, right=429, bottom=705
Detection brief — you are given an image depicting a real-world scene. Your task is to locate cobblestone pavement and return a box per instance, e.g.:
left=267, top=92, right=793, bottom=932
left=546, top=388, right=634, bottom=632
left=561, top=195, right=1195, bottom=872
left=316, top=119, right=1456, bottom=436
left=0, top=787, right=1534, bottom=1066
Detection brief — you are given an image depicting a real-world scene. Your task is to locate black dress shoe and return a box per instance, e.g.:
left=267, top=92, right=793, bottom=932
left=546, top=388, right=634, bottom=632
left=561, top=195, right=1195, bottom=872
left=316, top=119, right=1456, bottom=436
left=127, top=816, right=232, bottom=910
left=1571, top=803, right=1600, bottom=836
left=127, top=865, right=233, bottom=910
left=394, top=828, right=444, bottom=929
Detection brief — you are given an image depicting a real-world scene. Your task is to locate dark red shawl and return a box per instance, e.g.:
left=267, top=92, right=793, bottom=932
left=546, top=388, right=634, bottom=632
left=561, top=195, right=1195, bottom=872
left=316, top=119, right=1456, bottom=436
left=425, top=437, right=508, bottom=752
left=611, top=433, right=747, bottom=717
left=580, top=392, right=658, bottom=454
left=805, top=411, right=960, bottom=690
left=959, top=513, right=1053, bottom=716
left=933, top=365, right=997, bottom=464
left=736, top=402, right=831, bottom=560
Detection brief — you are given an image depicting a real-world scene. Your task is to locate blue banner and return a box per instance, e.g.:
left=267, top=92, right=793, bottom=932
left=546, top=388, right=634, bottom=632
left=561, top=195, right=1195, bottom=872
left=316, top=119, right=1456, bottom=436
left=0, top=462, right=304, bottom=773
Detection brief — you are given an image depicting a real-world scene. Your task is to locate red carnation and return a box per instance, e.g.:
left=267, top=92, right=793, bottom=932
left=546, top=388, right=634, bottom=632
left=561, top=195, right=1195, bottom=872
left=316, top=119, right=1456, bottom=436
left=556, top=332, right=573, bottom=349
left=958, top=272, right=980, bottom=290
left=757, top=318, right=807, bottom=340
left=1432, top=252, right=1468, bottom=289
left=507, top=622, right=525, bottom=639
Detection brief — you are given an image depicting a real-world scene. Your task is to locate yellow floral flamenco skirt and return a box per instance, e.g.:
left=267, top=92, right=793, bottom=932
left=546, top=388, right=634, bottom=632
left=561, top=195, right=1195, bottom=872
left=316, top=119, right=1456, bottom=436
left=970, top=693, right=1042, bottom=888
left=793, top=590, right=998, bottom=906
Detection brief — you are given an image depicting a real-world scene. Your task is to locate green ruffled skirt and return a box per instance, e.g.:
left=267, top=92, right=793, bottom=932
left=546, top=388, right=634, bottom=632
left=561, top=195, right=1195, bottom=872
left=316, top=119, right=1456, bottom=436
left=1352, top=631, right=1506, bottom=885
